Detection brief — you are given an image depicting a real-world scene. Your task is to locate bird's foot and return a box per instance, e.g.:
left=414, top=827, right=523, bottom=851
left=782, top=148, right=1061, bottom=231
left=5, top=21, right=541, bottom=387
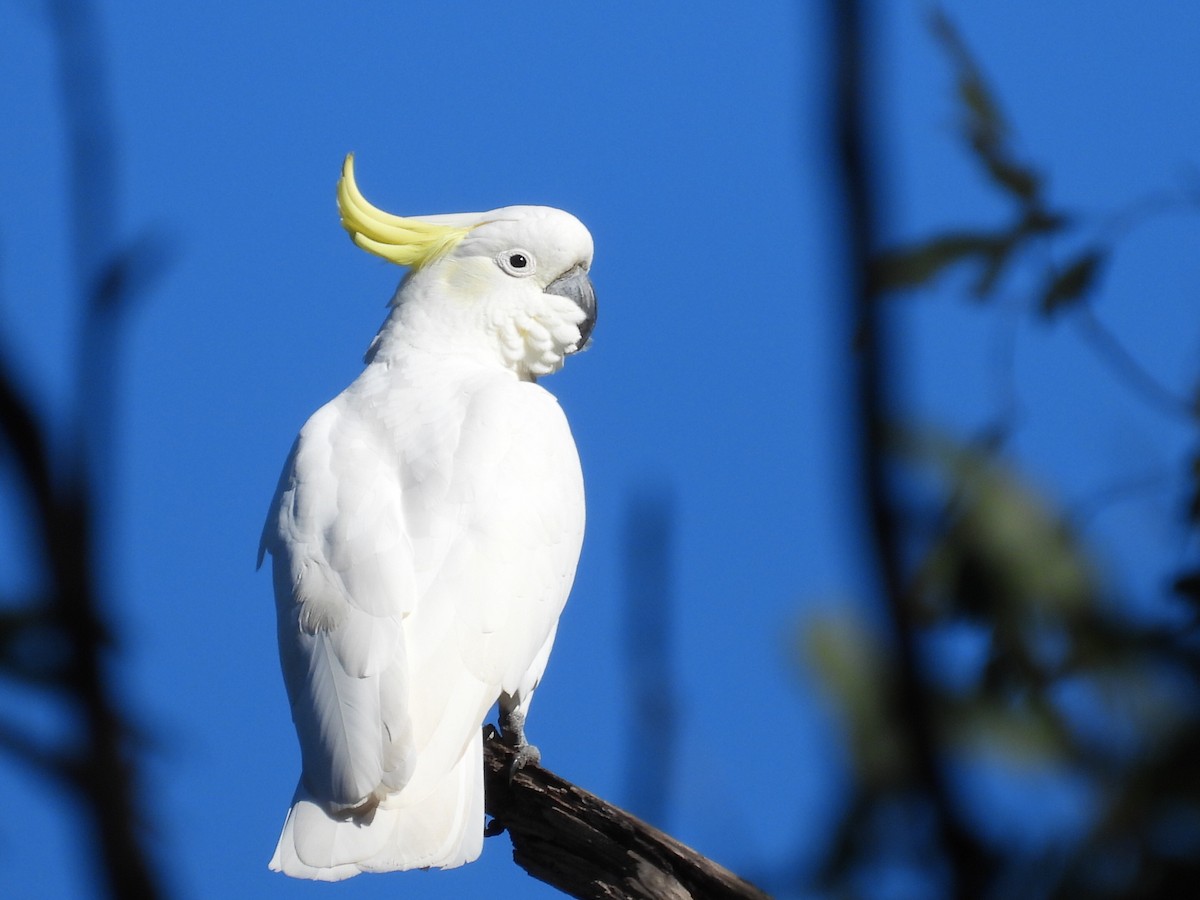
left=501, top=709, right=540, bottom=780
left=510, top=742, right=541, bottom=772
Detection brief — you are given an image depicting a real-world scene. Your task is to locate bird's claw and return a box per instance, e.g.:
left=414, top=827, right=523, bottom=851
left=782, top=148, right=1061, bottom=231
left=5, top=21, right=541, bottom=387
left=509, top=742, right=541, bottom=777
left=501, top=709, right=540, bottom=782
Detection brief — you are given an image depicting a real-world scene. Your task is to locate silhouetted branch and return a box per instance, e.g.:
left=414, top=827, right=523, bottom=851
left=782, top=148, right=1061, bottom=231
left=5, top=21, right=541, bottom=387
left=0, top=355, right=56, bottom=527
left=1072, top=306, right=1195, bottom=420
left=826, top=1, right=994, bottom=896
left=483, top=731, right=769, bottom=900
left=0, top=0, right=165, bottom=896
left=814, top=5, right=1200, bottom=897
left=1095, top=182, right=1200, bottom=244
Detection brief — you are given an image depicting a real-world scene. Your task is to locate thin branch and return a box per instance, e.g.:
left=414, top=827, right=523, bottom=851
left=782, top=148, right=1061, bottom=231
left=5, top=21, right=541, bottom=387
left=1067, top=468, right=1174, bottom=530
left=1072, top=306, right=1195, bottom=421
left=0, top=354, right=56, bottom=529
left=1092, top=182, right=1200, bottom=245
left=483, top=731, right=770, bottom=900
left=983, top=289, right=1026, bottom=447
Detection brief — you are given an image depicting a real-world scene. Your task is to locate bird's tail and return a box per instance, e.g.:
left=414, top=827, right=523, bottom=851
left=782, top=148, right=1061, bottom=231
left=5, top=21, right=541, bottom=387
left=269, top=728, right=485, bottom=880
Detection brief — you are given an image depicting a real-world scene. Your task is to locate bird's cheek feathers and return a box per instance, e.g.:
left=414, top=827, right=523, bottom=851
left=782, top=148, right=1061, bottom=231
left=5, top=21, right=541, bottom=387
left=436, top=258, right=497, bottom=306
left=428, top=258, right=546, bottom=320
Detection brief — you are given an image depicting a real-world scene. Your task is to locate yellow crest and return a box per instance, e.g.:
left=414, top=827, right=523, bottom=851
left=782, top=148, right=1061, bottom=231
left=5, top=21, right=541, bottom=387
left=336, top=154, right=473, bottom=269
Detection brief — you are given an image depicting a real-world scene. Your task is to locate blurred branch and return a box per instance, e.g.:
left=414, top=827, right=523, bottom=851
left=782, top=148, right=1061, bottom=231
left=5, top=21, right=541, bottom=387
left=1095, top=180, right=1200, bottom=244
left=928, top=8, right=1043, bottom=210
left=483, top=731, right=770, bottom=900
left=0, top=0, right=165, bottom=896
left=1071, top=306, right=1196, bottom=420
left=814, top=4, right=1200, bottom=897
left=875, top=10, right=1199, bottom=430
left=826, top=1, right=994, bottom=896
left=0, top=355, right=56, bottom=525
left=623, top=488, right=677, bottom=827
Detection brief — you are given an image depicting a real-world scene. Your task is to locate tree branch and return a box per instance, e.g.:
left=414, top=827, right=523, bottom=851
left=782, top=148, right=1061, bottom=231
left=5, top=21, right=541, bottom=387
left=0, top=1, right=164, bottom=896
left=482, top=730, right=770, bottom=900
left=1072, top=306, right=1195, bottom=420
left=826, top=0, right=994, bottom=895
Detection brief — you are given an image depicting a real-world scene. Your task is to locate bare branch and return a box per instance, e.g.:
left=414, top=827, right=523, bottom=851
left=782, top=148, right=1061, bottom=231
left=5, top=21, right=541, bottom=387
left=1072, top=306, right=1195, bottom=420
left=826, top=0, right=996, bottom=895
left=483, top=731, right=770, bottom=900
left=0, top=0, right=166, bottom=896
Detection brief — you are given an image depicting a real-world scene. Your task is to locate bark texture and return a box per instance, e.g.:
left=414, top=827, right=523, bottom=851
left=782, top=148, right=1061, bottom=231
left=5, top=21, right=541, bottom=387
left=483, top=729, right=771, bottom=900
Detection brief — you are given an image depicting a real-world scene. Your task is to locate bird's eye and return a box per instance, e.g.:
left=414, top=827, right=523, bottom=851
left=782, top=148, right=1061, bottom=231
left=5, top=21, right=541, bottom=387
left=497, top=249, right=536, bottom=277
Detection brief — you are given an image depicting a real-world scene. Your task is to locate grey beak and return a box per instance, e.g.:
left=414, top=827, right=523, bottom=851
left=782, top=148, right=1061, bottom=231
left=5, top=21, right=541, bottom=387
left=545, top=264, right=596, bottom=349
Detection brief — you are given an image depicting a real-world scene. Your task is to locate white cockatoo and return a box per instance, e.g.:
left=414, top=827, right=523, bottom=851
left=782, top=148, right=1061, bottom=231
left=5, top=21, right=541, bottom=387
left=260, top=154, right=595, bottom=880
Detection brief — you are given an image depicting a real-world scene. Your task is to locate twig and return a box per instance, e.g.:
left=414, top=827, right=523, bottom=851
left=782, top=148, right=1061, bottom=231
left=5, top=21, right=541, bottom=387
left=483, top=731, right=770, bottom=900
left=1093, top=183, right=1200, bottom=244
left=1073, top=306, right=1195, bottom=420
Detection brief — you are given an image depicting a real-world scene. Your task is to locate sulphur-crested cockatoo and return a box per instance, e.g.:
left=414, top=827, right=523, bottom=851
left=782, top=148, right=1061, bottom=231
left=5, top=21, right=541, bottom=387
left=260, top=154, right=595, bottom=880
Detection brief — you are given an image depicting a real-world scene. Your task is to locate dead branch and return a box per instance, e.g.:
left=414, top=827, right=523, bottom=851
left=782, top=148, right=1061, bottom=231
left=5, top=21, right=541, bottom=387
left=483, top=729, right=771, bottom=900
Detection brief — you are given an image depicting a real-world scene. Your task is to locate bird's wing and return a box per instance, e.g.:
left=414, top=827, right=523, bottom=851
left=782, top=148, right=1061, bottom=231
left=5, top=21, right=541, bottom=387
left=265, top=376, right=583, bottom=809
left=264, top=399, right=420, bottom=808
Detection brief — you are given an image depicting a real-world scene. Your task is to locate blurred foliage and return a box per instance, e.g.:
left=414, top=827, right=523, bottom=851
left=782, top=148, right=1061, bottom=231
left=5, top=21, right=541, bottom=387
left=808, top=430, right=1200, bottom=898
left=804, top=8, right=1200, bottom=900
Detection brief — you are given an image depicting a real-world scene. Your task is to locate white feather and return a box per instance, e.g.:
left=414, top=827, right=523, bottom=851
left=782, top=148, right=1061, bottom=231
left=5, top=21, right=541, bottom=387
left=263, top=204, right=592, bottom=878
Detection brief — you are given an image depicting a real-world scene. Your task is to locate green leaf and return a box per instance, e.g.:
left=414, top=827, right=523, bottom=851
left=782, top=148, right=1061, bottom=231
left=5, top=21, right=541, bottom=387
left=895, top=427, right=1098, bottom=617
left=944, top=699, right=1068, bottom=765
left=1039, top=248, right=1106, bottom=317
left=930, top=9, right=1044, bottom=207
left=801, top=613, right=907, bottom=787
left=871, top=232, right=1011, bottom=293
left=929, top=11, right=1005, bottom=137
left=973, top=137, right=1041, bottom=204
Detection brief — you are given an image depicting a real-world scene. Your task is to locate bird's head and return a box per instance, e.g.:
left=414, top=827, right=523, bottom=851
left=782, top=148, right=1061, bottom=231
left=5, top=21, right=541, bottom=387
left=337, top=154, right=596, bottom=378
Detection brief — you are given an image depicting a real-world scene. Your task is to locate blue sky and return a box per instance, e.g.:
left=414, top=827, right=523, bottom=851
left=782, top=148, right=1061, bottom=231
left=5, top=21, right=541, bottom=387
left=1, top=2, right=1198, bottom=898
